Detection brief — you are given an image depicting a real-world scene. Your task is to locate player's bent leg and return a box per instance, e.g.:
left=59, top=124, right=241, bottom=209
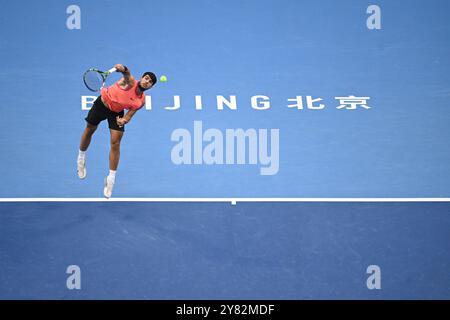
left=77, top=122, right=97, bottom=179
left=77, top=123, right=98, bottom=179
left=80, top=122, right=98, bottom=151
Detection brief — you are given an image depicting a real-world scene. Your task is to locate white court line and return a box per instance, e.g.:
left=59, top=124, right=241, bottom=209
left=0, top=198, right=449, bottom=203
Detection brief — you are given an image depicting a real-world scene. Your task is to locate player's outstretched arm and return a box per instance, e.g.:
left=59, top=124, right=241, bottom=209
left=115, top=63, right=135, bottom=87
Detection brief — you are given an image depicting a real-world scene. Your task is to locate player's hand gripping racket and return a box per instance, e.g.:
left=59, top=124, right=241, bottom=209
left=83, top=67, right=117, bottom=92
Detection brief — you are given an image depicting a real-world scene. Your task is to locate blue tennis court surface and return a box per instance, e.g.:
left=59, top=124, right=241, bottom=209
left=0, top=0, right=449, bottom=197
left=0, top=0, right=449, bottom=299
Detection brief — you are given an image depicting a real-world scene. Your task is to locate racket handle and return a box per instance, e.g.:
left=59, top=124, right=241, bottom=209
left=108, top=67, right=117, bottom=74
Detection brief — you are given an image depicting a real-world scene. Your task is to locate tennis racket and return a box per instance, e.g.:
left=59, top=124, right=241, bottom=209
left=83, top=67, right=117, bottom=92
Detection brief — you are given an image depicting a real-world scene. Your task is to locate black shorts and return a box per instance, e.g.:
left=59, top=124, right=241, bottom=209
left=85, top=96, right=125, bottom=132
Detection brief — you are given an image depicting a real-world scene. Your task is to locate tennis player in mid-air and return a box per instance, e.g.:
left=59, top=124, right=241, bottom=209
left=77, top=64, right=157, bottom=198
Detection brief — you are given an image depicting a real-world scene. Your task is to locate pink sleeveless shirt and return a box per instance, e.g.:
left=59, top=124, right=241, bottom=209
left=101, top=80, right=145, bottom=113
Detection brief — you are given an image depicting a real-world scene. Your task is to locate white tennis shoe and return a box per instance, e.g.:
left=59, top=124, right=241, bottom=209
left=77, top=157, right=86, bottom=179
left=103, top=176, right=115, bottom=198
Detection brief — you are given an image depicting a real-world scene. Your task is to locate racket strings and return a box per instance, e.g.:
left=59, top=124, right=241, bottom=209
left=84, top=71, right=104, bottom=91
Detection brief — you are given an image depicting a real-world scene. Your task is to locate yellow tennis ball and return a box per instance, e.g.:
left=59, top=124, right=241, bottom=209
left=160, top=75, right=167, bottom=82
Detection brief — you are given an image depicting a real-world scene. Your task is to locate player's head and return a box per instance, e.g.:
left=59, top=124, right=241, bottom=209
left=139, top=72, right=157, bottom=91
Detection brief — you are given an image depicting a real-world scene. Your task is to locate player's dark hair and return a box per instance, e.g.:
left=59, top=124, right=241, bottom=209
left=142, top=72, right=157, bottom=86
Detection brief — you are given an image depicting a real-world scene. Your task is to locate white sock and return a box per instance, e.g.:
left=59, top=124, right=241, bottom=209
left=78, top=150, right=86, bottom=160
left=108, top=170, right=116, bottom=182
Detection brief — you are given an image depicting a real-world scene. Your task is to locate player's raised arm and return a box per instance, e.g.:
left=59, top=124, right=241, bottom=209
left=114, top=63, right=135, bottom=87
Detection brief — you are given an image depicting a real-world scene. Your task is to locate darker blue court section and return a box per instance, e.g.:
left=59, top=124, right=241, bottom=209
left=1, top=202, right=449, bottom=299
